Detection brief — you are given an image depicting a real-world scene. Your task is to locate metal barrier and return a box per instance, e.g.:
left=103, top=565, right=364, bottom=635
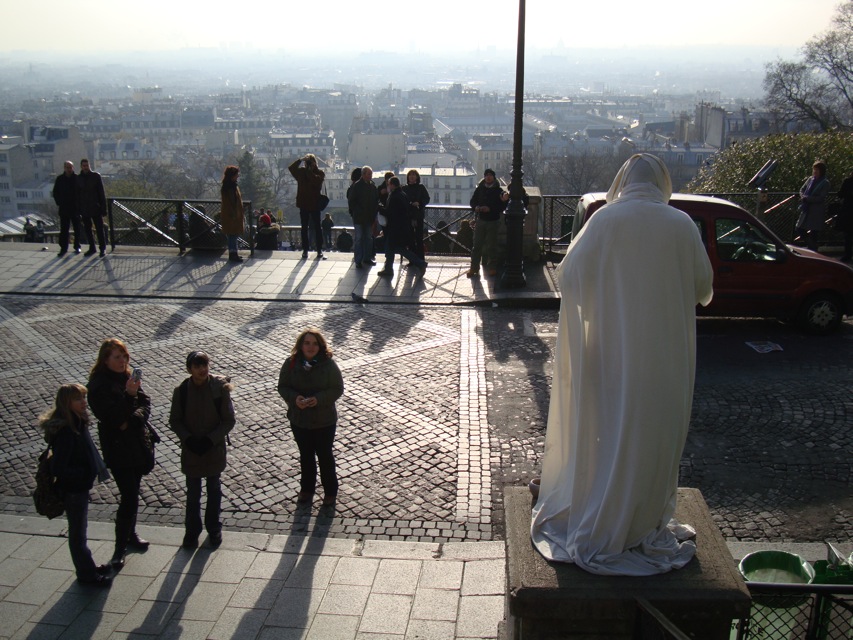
left=733, top=583, right=853, bottom=640
left=106, top=198, right=253, bottom=255
left=103, top=193, right=847, bottom=259
left=633, top=598, right=692, bottom=640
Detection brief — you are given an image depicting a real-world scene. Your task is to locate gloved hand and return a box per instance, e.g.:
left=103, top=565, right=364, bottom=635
left=185, top=436, right=213, bottom=455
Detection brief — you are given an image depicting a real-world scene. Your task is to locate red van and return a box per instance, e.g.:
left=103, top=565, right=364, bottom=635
left=573, top=193, right=853, bottom=334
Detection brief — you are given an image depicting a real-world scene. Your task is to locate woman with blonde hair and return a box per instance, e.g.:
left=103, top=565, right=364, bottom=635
left=277, top=328, right=344, bottom=507
left=39, top=383, right=112, bottom=585
left=88, top=338, right=155, bottom=569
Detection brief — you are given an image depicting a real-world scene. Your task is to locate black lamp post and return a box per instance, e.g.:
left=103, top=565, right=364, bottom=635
left=501, top=0, right=527, bottom=288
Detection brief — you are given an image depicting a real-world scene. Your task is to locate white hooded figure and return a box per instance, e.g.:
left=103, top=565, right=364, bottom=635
left=530, top=154, right=714, bottom=576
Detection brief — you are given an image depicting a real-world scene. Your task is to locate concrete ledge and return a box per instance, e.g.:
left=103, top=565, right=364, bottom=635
left=505, top=487, right=752, bottom=639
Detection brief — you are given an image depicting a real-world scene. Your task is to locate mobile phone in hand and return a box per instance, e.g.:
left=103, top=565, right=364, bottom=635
left=131, top=367, right=143, bottom=382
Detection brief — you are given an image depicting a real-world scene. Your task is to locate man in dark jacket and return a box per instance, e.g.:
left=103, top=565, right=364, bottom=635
left=53, top=161, right=82, bottom=257
left=168, top=351, right=236, bottom=549
left=347, top=166, right=379, bottom=269
left=378, top=177, right=427, bottom=279
left=467, top=168, right=509, bottom=277
left=77, top=158, right=107, bottom=257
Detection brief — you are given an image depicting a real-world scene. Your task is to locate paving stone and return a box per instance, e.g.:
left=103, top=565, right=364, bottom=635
left=358, top=593, right=413, bottom=635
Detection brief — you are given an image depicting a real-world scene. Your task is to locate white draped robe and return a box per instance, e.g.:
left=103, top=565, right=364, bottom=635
left=530, top=183, right=713, bottom=575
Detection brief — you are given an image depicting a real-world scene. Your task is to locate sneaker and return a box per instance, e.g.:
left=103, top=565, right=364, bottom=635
left=377, top=269, right=393, bottom=278
left=316, top=253, right=326, bottom=260
left=74, top=247, right=81, bottom=254
left=364, top=259, right=377, bottom=266
left=466, top=268, right=480, bottom=278
left=83, top=248, right=96, bottom=257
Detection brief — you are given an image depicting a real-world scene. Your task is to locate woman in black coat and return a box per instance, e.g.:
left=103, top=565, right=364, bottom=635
left=39, top=383, right=112, bottom=585
left=402, top=169, right=431, bottom=258
left=88, top=338, right=154, bottom=568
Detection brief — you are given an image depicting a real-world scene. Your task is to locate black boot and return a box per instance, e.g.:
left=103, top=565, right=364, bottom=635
left=111, top=516, right=131, bottom=569
left=228, top=252, right=243, bottom=263
left=127, top=516, right=150, bottom=550
left=127, top=532, right=149, bottom=550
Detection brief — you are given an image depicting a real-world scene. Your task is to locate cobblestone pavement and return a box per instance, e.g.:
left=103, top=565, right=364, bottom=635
left=1, top=294, right=851, bottom=544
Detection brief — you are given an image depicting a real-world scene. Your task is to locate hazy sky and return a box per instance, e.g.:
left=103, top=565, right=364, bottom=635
left=5, top=0, right=840, bottom=54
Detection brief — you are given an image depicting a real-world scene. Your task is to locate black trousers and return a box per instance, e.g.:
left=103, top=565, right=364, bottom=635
left=185, top=474, right=222, bottom=536
left=82, top=214, right=106, bottom=251
left=291, top=424, right=338, bottom=496
left=299, top=209, right=323, bottom=254
left=58, top=211, right=81, bottom=252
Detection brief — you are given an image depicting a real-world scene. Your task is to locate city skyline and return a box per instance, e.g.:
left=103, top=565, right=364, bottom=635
left=6, top=0, right=838, bottom=55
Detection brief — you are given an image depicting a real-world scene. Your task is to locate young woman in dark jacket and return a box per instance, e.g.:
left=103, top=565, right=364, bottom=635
left=40, top=383, right=112, bottom=585
left=277, top=328, right=344, bottom=507
left=88, top=338, right=154, bottom=569
left=402, top=169, right=431, bottom=258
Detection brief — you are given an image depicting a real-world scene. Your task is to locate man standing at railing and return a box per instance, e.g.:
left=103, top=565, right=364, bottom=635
left=53, top=161, right=82, bottom=257
left=77, top=159, right=107, bottom=258
left=347, top=166, right=379, bottom=269
left=467, top=168, right=509, bottom=277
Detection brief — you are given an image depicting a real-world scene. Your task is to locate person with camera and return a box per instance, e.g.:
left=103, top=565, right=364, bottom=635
left=87, top=338, right=155, bottom=569
left=168, top=351, right=235, bottom=549
left=289, top=154, right=326, bottom=260
left=467, top=168, right=509, bottom=277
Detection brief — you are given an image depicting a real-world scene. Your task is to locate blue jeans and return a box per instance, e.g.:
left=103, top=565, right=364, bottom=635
left=226, top=234, right=238, bottom=251
left=185, top=475, right=222, bottom=536
left=353, top=224, right=374, bottom=264
left=291, top=425, right=338, bottom=496
left=65, top=490, right=98, bottom=580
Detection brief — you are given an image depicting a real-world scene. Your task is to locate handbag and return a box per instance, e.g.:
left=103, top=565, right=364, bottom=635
left=138, top=422, right=160, bottom=475
left=33, top=445, right=65, bottom=519
left=318, top=184, right=330, bottom=212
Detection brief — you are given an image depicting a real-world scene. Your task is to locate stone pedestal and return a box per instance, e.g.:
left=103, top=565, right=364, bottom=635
left=504, top=487, right=751, bottom=639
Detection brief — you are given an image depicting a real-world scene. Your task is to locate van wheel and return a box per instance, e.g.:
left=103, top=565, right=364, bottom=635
left=797, top=292, right=843, bottom=334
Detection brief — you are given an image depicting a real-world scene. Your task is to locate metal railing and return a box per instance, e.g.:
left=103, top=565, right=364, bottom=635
left=106, top=197, right=253, bottom=255
left=733, top=583, right=853, bottom=640
left=90, top=193, right=849, bottom=260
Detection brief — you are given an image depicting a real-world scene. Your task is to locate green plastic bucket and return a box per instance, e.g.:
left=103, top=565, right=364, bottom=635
left=739, top=550, right=815, bottom=608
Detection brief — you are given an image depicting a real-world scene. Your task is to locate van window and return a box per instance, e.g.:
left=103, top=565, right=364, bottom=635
left=715, top=218, right=781, bottom=262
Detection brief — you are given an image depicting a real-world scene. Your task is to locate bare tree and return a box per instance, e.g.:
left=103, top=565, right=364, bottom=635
left=764, top=0, right=853, bottom=131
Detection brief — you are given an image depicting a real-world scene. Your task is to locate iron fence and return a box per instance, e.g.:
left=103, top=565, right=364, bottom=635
left=733, top=583, right=853, bottom=640
left=104, top=192, right=847, bottom=260
left=106, top=197, right=253, bottom=255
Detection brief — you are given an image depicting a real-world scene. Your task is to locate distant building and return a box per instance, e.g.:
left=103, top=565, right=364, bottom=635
left=348, top=116, right=405, bottom=169
left=467, top=134, right=513, bottom=178
left=268, top=131, right=336, bottom=160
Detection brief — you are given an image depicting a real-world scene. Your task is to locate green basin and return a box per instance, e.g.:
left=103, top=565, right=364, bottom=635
left=739, top=550, right=815, bottom=608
